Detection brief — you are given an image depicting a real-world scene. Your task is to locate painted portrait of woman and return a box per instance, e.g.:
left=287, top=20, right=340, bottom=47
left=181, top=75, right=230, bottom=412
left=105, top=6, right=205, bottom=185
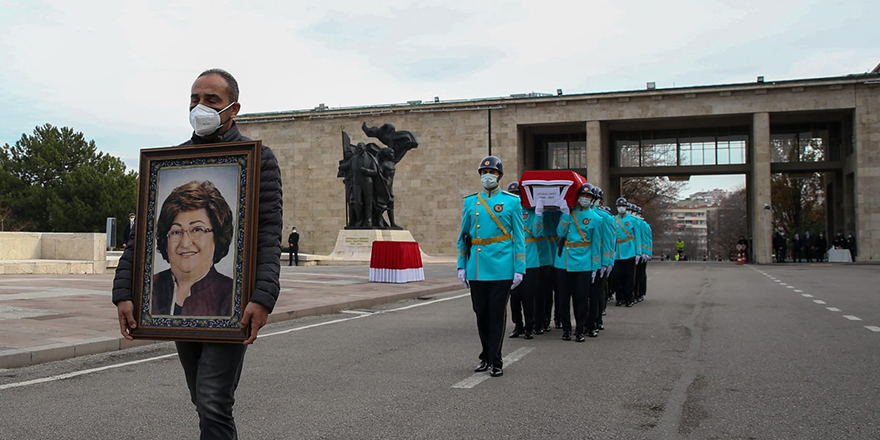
left=151, top=180, right=235, bottom=316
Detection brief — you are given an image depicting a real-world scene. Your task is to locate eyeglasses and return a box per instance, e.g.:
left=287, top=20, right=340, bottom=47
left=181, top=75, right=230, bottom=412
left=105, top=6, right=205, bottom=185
left=167, top=225, right=213, bottom=242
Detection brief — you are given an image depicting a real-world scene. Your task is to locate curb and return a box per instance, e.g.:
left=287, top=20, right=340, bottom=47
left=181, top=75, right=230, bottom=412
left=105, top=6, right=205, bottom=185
left=0, top=284, right=463, bottom=370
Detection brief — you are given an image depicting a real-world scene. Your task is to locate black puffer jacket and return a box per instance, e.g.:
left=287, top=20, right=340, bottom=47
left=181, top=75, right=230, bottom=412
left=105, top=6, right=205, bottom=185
left=112, top=122, right=283, bottom=312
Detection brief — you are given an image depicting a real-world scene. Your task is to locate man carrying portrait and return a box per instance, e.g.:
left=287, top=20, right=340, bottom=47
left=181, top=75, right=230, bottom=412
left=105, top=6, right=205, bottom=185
left=112, top=68, right=282, bottom=440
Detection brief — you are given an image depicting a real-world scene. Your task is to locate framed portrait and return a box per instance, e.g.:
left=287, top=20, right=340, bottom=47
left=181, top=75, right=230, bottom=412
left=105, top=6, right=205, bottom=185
left=130, top=141, right=261, bottom=343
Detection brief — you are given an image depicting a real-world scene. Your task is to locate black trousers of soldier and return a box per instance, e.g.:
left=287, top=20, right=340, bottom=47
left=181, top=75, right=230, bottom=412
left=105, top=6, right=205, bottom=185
left=556, top=269, right=591, bottom=335
left=469, top=280, right=511, bottom=368
left=613, top=257, right=636, bottom=304
left=635, top=261, right=647, bottom=298
left=510, top=267, right=538, bottom=333
left=543, top=267, right=559, bottom=328
left=605, top=270, right=614, bottom=303
left=590, top=274, right=606, bottom=329
left=532, top=266, right=552, bottom=331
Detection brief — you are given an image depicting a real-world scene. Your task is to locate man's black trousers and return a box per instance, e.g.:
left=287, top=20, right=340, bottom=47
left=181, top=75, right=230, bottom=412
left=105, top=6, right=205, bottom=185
left=470, top=280, right=511, bottom=368
left=533, top=266, right=551, bottom=330
left=589, top=273, right=606, bottom=329
left=510, top=267, right=539, bottom=333
left=635, top=260, right=647, bottom=298
left=288, top=247, right=299, bottom=266
left=555, top=269, right=591, bottom=335
left=541, top=267, right=558, bottom=329
left=176, top=342, right=247, bottom=440
left=613, top=257, right=636, bottom=304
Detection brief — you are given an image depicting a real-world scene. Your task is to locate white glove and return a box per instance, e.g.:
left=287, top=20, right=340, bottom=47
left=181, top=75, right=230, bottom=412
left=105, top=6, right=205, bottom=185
left=606, top=266, right=613, bottom=277
left=458, top=269, right=469, bottom=288
left=535, top=198, right=544, bottom=216
left=643, top=254, right=650, bottom=261
left=591, top=271, right=597, bottom=283
left=635, top=255, right=641, bottom=264
left=559, top=198, right=570, bottom=215
left=511, top=273, right=524, bottom=290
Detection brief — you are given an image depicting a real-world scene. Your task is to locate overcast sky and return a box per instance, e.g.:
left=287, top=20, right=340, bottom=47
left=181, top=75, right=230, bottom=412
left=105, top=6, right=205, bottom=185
left=1, top=0, right=876, bottom=191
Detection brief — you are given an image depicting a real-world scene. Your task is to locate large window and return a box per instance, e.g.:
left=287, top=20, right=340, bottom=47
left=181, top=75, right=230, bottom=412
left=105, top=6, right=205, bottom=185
left=612, top=127, right=748, bottom=168
left=771, top=123, right=839, bottom=162
left=534, top=133, right=587, bottom=170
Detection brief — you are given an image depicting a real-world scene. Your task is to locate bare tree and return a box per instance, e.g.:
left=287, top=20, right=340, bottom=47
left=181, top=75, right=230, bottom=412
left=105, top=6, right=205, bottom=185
left=771, top=172, right=824, bottom=235
left=708, top=187, right=747, bottom=260
left=622, top=176, right=686, bottom=258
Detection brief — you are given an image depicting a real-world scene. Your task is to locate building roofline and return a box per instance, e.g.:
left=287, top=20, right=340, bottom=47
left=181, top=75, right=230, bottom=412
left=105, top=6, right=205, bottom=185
left=238, top=72, right=880, bottom=123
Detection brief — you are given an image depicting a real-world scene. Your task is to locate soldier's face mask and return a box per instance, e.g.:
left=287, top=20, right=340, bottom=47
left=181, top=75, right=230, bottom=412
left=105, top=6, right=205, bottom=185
left=578, top=197, right=591, bottom=208
left=481, top=173, right=499, bottom=190
left=618, top=207, right=627, bottom=215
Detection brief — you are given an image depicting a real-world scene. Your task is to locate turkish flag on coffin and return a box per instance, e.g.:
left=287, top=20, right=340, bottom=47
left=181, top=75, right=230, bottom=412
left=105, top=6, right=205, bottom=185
left=517, top=170, right=588, bottom=209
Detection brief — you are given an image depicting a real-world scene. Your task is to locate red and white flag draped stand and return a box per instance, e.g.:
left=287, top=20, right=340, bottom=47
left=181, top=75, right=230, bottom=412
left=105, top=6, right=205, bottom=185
left=369, top=241, right=425, bottom=283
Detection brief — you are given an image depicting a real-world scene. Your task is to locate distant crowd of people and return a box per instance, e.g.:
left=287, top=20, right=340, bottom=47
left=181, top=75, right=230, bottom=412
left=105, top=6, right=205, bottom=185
left=772, top=230, right=855, bottom=263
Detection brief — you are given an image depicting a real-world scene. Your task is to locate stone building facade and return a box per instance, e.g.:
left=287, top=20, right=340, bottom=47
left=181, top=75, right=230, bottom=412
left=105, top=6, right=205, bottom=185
left=238, top=73, right=880, bottom=263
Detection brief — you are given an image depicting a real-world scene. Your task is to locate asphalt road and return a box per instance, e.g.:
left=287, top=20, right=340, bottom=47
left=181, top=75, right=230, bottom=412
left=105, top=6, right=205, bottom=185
left=1, top=262, right=878, bottom=439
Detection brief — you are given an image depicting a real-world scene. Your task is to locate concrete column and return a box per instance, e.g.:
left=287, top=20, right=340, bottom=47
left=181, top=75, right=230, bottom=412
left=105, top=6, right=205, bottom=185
left=751, top=113, right=773, bottom=264
left=586, top=121, right=608, bottom=191
left=853, top=84, right=880, bottom=261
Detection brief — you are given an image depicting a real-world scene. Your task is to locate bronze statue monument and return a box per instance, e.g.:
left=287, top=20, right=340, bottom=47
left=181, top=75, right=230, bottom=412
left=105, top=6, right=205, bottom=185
left=338, top=123, right=418, bottom=229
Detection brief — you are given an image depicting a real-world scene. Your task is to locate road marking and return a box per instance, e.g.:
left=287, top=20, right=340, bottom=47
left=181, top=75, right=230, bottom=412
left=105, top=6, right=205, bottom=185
left=0, top=354, right=178, bottom=391
left=0, top=278, right=98, bottom=284
left=865, top=326, right=880, bottom=332
left=843, top=315, right=862, bottom=321
left=813, top=300, right=827, bottom=304
left=774, top=280, right=782, bottom=283
left=0, top=287, right=111, bottom=300
left=786, top=286, right=794, bottom=289
left=826, top=307, right=841, bottom=312
left=282, top=272, right=369, bottom=279
left=451, top=347, right=535, bottom=389
left=794, top=290, right=803, bottom=293
left=261, top=293, right=471, bottom=338
left=780, top=283, right=788, bottom=286
left=0, top=292, right=472, bottom=391
left=802, top=294, right=813, bottom=298
left=339, top=310, right=373, bottom=315
left=280, top=279, right=364, bottom=286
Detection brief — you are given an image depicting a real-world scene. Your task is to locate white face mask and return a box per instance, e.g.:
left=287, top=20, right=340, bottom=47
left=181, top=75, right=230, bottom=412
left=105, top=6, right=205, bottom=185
left=481, top=174, right=499, bottom=190
left=617, top=207, right=627, bottom=215
left=190, top=102, right=235, bottom=137
left=578, top=197, right=591, bottom=208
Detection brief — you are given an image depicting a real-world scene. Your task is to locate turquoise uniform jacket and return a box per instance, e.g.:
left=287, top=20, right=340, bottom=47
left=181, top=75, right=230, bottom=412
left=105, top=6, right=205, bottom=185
left=613, top=214, right=642, bottom=261
left=538, top=210, right=561, bottom=267
left=555, top=207, right=602, bottom=272
left=593, top=207, right=616, bottom=267
left=642, top=220, right=653, bottom=256
left=633, top=217, right=646, bottom=255
left=457, top=189, right=526, bottom=281
left=521, top=208, right=544, bottom=269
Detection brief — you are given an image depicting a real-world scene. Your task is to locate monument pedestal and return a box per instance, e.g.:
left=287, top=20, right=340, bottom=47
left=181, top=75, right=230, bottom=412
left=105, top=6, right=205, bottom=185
left=328, top=229, right=426, bottom=260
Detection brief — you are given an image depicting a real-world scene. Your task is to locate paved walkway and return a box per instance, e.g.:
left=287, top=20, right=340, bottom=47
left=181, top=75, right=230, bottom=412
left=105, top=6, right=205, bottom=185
left=0, top=263, right=460, bottom=369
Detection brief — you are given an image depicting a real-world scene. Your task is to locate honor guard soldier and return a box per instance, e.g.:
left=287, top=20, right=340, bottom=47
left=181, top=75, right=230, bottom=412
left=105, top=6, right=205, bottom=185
left=598, top=202, right=616, bottom=307
left=627, top=203, right=646, bottom=304
left=537, top=198, right=562, bottom=332
left=526, top=199, right=558, bottom=335
left=633, top=205, right=652, bottom=302
left=554, top=184, right=602, bottom=342
left=507, top=182, right=543, bottom=339
left=587, top=186, right=615, bottom=334
left=612, top=197, right=641, bottom=307
left=457, top=156, right=526, bottom=377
